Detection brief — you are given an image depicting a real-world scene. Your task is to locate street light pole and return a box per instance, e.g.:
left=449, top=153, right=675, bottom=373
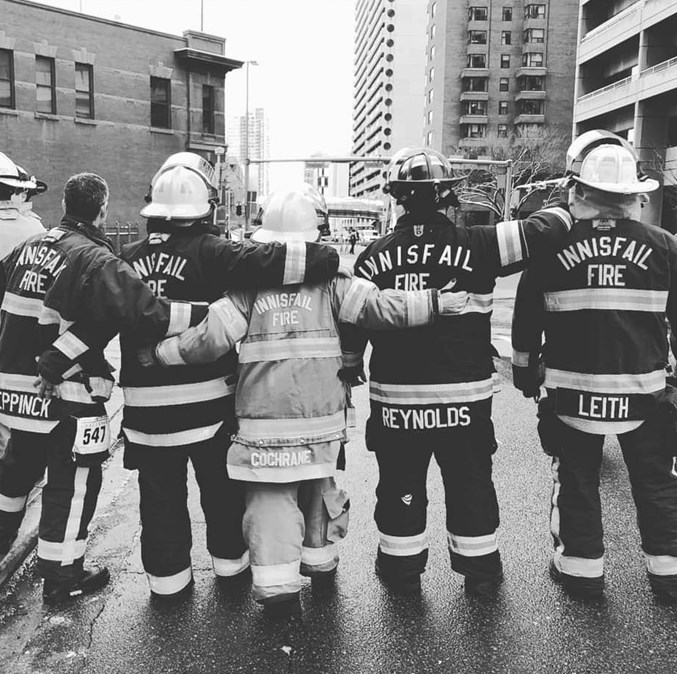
left=243, top=60, right=258, bottom=232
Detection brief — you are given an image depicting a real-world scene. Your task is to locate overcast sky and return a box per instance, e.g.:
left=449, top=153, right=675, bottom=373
left=32, top=0, right=355, bottom=187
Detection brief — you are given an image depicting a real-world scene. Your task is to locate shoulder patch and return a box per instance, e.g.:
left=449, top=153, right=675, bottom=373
left=42, top=228, right=66, bottom=241
left=148, top=232, right=171, bottom=245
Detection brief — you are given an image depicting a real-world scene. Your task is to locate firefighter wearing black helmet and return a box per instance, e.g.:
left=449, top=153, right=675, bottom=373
left=345, top=147, right=572, bottom=596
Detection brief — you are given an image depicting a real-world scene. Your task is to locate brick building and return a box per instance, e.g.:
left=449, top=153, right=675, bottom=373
left=424, top=0, right=580, bottom=153
left=0, top=0, right=242, bottom=228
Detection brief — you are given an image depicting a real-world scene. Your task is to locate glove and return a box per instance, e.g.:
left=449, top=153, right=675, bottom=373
left=437, top=278, right=468, bottom=316
left=137, top=345, right=160, bottom=368
left=338, top=366, right=366, bottom=386
left=33, top=374, right=60, bottom=400
left=337, top=263, right=353, bottom=279
left=512, top=361, right=544, bottom=400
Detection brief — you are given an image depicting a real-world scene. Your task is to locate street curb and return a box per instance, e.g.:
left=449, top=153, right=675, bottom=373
left=0, top=436, right=125, bottom=590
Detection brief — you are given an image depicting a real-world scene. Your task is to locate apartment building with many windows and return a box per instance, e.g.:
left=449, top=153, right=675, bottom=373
left=574, top=0, right=677, bottom=227
left=0, top=0, right=242, bottom=225
left=424, top=0, right=579, bottom=153
left=351, top=0, right=428, bottom=198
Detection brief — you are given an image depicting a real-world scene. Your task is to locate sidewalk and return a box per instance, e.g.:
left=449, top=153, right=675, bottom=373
left=0, top=339, right=125, bottom=588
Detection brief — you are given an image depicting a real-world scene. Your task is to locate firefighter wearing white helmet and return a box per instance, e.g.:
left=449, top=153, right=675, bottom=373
left=512, top=129, right=677, bottom=601
left=342, top=147, right=573, bottom=597
left=0, top=151, right=46, bottom=259
left=117, top=154, right=343, bottom=601
left=143, top=185, right=469, bottom=616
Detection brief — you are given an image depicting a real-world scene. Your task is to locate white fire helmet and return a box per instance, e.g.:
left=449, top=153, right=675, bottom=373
left=566, top=130, right=658, bottom=195
left=140, top=152, right=218, bottom=220
left=0, top=152, right=38, bottom=190
left=251, top=188, right=320, bottom=244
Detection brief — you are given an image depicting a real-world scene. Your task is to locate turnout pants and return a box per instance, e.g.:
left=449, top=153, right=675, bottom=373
left=125, top=430, right=248, bottom=596
left=243, top=477, right=349, bottom=603
left=0, top=425, right=102, bottom=583
left=544, top=406, right=677, bottom=581
left=371, top=400, right=501, bottom=582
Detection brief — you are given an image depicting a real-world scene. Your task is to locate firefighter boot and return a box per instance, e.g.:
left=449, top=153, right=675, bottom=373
left=549, top=560, right=604, bottom=599
left=648, top=573, right=677, bottom=604
left=43, top=565, right=110, bottom=605
left=464, top=571, right=504, bottom=597
left=262, top=592, right=302, bottom=619
left=375, top=556, right=421, bottom=595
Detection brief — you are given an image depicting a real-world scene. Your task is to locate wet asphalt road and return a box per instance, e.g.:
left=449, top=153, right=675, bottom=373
left=1, top=357, right=677, bottom=673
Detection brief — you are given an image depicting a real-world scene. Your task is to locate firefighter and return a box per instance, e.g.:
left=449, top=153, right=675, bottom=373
left=343, top=147, right=573, bottom=596
left=0, top=172, right=209, bottom=604
left=511, top=130, right=677, bottom=602
left=119, top=155, right=343, bottom=601
left=141, top=186, right=469, bottom=616
left=0, top=152, right=46, bottom=260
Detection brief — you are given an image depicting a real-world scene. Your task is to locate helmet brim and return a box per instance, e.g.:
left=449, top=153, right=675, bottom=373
left=0, top=176, right=38, bottom=189
left=140, top=202, right=212, bottom=219
left=251, top=227, right=320, bottom=244
left=572, top=175, right=660, bottom=194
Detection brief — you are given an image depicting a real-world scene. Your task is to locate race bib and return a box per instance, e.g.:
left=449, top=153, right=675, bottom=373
left=73, top=416, right=110, bottom=456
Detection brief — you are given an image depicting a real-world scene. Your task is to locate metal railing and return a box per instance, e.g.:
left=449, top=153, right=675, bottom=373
left=105, top=221, right=140, bottom=254
left=580, top=2, right=640, bottom=43
left=641, top=55, right=677, bottom=78
left=577, top=76, right=633, bottom=103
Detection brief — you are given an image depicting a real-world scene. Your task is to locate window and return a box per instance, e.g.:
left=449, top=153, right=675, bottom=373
left=499, top=77, right=510, bottom=92
left=522, top=52, right=544, bottom=67
left=524, top=4, right=546, bottom=19
left=430, top=45, right=436, bottom=61
left=462, top=123, right=486, bottom=138
left=430, top=1, right=436, bottom=18
left=498, top=123, right=508, bottom=138
left=467, top=53, right=487, bottom=68
left=501, top=31, right=511, bottom=45
left=500, top=54, right=510, bottom=68
left=463, top=100, right=487, bottom=115
left=519, top=75, right=544, bottom=91
left=428, top=67, right=434, bottom=83
left=36, top=56, right=56, bottom=114
left=463, top=77, right=488, bottom=92
left=75, top=63, right=93, bottom=119
left=468, top=7, right=488, bottom=21
left=428, top=88, right=434, bottom=104
left=518, top=99, right=544, bottom=115
left=502, top=6, right=512, bottom=21
left=0, top=50, right=14, bottom=109
left=498, top=101, right=509, bottom=115
left=524, top=28, right=545, bottom=43
left=469, top=30, right=487, bottom=44
left=150, top=76, right=171, bottom=128
left=426, top=131, right=433, bottom=146
left=430, top=24, right=436, bottom=40
left=427, top=109, right=433, bottom=125
left=202, top=84, right=215, bottom=134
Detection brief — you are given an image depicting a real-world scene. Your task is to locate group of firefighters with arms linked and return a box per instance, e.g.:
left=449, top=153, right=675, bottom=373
left=0, top=126, right=675, bottom=617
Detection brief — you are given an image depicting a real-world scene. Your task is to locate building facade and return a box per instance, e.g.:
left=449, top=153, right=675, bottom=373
left=304, top=156, right=350, bottom=198
left=0, top=0, right=242, bottom=227
left=424, top=0, right=579, bottom=154
left=350, top=0, right=428, bottom=198
left=226, top=108, right=269, bottom=209
left=573, top=0, right=677, bottom=227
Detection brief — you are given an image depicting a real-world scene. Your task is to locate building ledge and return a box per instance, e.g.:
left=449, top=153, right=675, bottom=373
left=515, top=90, right=546, bottom=101
left=460, top=115, right=488, bottom=124
left=173, top=48, right=243, bottom=75
left=34, top=112, right=59, bottom=121
left=150, top=126, right=174, bottom=135
left=460, top=91, right=489, bottom=101
left=515, top=66, right=547, bottom=78
left=0, top=107, right=18, bottom=117
left=461, top=67, right=490, bottom=78
left=74, top=117, right=97, bottom=125
left=459, top=137, right=488, bottom=146
left=515, top=114, right=545, bottom=124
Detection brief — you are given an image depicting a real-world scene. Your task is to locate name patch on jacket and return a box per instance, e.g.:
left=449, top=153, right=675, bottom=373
left=253, top=292, right=313, bottom=326
left=251, top=449, right=312, bottom=467
left=0, top=390, right=56, bottom=419
left=554, top=389, right=654, bottom=421
left=380, top=404, right=471, bottom=430
left=357, top=244, right=473, bottom=282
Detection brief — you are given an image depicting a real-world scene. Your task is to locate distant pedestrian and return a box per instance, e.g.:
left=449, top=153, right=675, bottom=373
left=512, top=130, right=677, bottom=602
left=349, top=228, right=358, bottom=254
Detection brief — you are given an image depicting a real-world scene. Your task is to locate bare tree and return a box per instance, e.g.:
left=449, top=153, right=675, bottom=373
left=450, top=128, right=569, bottom=219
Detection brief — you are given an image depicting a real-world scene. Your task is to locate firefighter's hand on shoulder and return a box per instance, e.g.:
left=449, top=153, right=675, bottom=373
left=137, top=345, right=160, bottom=368
left=337, top=263, right=353, bottom=279
left=33, top=374, right=60, bottom=400
left=437, top=278, right=468, bottom=316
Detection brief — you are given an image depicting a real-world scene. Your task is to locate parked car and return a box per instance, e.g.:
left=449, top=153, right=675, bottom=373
left=360, top=229, right=380, bottom=242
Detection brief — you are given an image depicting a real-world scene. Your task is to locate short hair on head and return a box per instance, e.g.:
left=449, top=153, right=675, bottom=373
left=63, top=172, right=109, bottom=222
